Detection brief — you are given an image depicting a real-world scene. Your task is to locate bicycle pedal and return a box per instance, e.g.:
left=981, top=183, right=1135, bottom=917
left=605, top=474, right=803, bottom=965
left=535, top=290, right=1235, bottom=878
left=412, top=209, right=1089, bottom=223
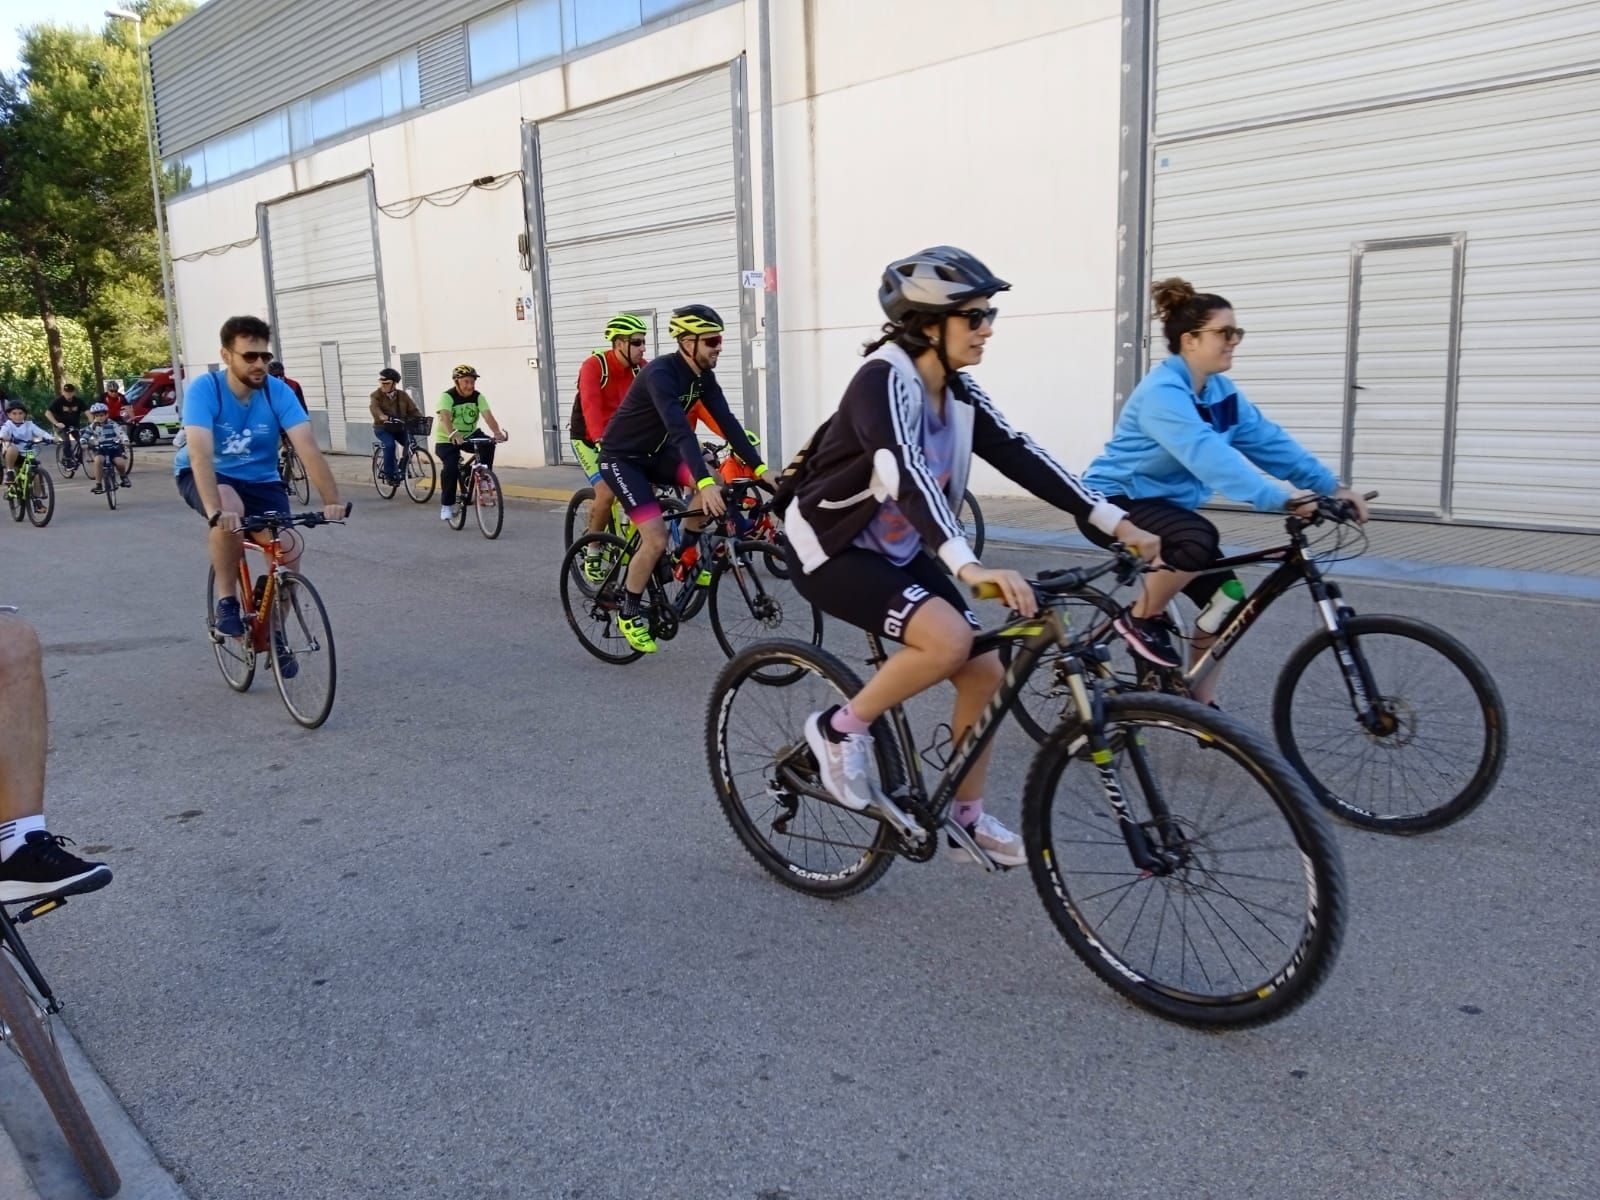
left=13, top=896, right=67, bottom=924
left=864, top=788, right=928, bottom=846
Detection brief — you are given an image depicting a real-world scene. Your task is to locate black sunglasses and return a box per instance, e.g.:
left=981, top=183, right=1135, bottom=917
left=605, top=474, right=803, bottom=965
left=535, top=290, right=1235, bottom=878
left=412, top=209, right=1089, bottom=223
left=231, top=349, right=274, bottom=364
left=628, top=338, right=647, bottom=347
left=951, top=307, right=999, bottom=330
left=1196, top=325, right=1246, bottom=344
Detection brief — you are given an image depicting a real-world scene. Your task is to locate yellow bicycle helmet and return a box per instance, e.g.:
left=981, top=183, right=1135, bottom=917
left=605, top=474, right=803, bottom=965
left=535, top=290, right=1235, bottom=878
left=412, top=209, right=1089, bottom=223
left=452, top=364, right=479, bottom=379
left=668, top=304, right=724, bottom=339
left=603, top=313, right=649, bottom=341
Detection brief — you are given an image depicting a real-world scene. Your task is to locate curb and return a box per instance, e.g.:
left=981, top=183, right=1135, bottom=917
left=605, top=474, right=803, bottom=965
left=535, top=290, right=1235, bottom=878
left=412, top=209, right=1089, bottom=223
left=0, top=1016, right=188, bottom=1199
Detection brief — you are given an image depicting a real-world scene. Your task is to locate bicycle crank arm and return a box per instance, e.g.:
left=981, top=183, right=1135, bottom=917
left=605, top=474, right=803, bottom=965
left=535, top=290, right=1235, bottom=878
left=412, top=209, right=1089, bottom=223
left=865, top=787, right=930, bottom=847
left=941, top=819, right=999, bottom=872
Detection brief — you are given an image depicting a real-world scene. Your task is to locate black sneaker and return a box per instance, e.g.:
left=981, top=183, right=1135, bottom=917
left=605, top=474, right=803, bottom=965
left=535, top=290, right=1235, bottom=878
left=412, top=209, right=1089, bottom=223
left=91, top=484, right=103, bottom=494
left=0, top=833, right=112, bottom=904
left=1114, top=611, right=1182, bottom=668
left=120, top=475, right=131, bottom=488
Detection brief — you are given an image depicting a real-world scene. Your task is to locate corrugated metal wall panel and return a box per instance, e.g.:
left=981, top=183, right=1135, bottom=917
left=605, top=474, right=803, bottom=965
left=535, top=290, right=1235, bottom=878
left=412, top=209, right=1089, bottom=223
left=1148, top=72, right=1600, bottom=528
left=536, top=69, right=742, bottom=460
left=151, top=0, right=515, bottom=155
left=1155, top=0, right=1600, bottom=137
left=265, top=178, right=386, bottom=454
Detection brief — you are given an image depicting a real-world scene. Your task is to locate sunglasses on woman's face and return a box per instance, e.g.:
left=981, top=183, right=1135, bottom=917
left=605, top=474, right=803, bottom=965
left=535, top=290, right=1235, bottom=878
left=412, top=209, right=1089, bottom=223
left=951, top=307, right=999, bottom=330
left=1198, top=325, right=1246, bottom=344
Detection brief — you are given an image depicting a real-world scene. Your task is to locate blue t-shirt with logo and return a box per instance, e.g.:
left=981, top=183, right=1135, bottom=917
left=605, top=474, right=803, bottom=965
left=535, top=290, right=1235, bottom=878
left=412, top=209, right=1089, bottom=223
left=174, top=371, right=309, bottom=482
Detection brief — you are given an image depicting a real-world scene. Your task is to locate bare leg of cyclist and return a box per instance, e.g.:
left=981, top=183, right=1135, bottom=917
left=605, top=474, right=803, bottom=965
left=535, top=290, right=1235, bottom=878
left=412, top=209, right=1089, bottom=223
left=0, top=616, right=112, bottom=899
left=210, top=484, right=248, bottom=599
left=586, top=480, right=617, bottom=535
left=1131, top=563, right=1192, bottom=620
left=841, top=600, right=975, bottom=721
left=0, top=617, right=45, bottom=822
left=623, top=515, right=669, bottom=596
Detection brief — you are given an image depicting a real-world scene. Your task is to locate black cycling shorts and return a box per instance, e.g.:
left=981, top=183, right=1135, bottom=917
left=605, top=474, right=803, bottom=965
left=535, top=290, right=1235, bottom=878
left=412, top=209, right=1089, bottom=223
left=1075, top=495, right=1236, bottom=607
left=598, top=450, right=694, bottom=522
left=784, top=545, right=979, bottom=643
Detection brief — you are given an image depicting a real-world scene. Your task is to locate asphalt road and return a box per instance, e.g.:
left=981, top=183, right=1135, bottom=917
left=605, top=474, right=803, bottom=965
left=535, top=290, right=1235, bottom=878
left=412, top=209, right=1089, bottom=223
left=9, top=459, right=1597, bottom=1200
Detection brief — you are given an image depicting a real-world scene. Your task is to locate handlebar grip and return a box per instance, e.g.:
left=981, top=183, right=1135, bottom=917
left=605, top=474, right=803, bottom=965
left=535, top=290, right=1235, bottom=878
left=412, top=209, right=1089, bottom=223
left=1363, top=490, right=1380, bottom=501
left=971, top=582, right=1003, bottom=601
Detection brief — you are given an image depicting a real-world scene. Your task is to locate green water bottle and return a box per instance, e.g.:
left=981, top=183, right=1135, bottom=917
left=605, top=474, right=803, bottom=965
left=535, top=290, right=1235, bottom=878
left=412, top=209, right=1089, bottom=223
left=1194, top=577, right=1246, bottom=635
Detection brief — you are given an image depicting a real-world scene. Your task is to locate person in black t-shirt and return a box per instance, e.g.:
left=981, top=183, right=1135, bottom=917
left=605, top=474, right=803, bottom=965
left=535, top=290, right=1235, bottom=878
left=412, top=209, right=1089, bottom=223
left=46, top=385, right=87, bottom=437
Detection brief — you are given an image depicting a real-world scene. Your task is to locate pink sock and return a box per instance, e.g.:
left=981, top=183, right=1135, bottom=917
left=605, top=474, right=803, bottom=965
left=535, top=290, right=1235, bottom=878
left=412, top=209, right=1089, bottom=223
left=830, top=703, right=872, bottom=736
left=953, top=799, right=983, bottom=828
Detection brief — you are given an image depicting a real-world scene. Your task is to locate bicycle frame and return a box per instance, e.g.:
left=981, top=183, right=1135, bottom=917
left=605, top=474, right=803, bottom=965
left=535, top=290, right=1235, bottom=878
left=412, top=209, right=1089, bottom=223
left=235, top=532, right=289, bottom=651
left=0, top=899, right=65, bottom=1015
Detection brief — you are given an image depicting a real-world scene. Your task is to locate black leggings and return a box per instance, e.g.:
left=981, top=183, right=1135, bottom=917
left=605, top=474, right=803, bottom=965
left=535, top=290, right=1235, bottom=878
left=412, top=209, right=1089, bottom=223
left=436, top=432, right=495, bottom=506
left=1076, top=496, right=1237, bottom=608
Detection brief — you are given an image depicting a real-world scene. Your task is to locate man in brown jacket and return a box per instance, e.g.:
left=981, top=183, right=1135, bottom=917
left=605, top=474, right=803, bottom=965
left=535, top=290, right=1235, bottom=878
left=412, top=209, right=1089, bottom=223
left=371, top=367, right=423, bottom=483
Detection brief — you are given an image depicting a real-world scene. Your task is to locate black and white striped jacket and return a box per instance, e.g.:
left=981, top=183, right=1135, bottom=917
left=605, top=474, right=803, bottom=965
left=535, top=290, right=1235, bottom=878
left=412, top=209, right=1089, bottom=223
left=783, top=344, right=1126, bottom=575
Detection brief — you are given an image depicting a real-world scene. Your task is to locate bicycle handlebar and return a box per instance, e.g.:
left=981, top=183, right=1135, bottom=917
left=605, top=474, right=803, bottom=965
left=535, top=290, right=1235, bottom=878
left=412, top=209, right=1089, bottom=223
left=969, top=545, right=1146, bottom=603
left=237, top=503, right=352, bottom=533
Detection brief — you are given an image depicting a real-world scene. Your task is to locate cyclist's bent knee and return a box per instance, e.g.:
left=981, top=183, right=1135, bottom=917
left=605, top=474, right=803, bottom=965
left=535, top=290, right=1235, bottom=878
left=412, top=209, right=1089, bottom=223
left=0, top=616, right=43, bottom=681
left=904, top=601, right=975, bottom=675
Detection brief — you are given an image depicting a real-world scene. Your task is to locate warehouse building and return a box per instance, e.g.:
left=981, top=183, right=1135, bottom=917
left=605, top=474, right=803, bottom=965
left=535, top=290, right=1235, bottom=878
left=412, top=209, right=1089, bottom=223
left=152, top=0, right=1599, bottom=528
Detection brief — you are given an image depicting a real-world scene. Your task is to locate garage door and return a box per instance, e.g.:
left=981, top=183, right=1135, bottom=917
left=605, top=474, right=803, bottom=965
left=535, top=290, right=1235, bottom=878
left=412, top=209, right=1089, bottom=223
left=531, top=67, right=747, bottom=463
left=1145, top=0, right=1600, bottom=529
left=263, top=174, right=388, bottom=453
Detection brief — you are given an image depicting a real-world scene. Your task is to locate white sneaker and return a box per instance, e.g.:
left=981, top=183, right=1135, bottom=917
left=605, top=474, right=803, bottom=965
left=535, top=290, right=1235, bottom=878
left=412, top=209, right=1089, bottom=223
left=803, top=709, right=874, bottom=811
left=950, top=812, right=1027, bottom=868
left=439, top=504, right=452, bottom=521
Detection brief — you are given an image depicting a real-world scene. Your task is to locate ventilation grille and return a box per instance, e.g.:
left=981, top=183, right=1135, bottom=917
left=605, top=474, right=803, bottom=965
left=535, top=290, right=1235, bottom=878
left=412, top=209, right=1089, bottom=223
left=400, top=352, right=424, bottom=399
left=417, top=26, right=469, bottom=107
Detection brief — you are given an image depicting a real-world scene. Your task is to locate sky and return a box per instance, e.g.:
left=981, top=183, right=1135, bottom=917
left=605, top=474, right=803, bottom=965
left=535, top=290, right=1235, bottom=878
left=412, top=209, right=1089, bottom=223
left=0, top=0, right=208, bottom=76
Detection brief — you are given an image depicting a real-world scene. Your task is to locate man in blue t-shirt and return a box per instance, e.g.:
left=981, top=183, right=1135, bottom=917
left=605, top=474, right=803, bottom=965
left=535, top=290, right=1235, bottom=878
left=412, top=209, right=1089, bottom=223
left=176, top=314, right=347, bottom=639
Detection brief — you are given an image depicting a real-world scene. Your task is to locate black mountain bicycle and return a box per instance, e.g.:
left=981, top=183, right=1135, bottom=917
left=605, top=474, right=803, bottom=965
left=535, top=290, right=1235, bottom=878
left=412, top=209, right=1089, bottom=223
left=562, top=482, right=820, bottom=669
left=1006, top=494, right=1507, bottom=833
left=372, top=416, right=437, bottom=503
left=705, top=552, right=1346, bottom=1028
left=278, top=440, right=310, bottom=505
left=1, top=896, right=121, bottom=1196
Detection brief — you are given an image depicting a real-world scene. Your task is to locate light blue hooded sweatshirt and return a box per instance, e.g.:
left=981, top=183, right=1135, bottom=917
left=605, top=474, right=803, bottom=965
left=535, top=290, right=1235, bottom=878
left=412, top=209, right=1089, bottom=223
left=1082, top=356, right=1338, bottom=512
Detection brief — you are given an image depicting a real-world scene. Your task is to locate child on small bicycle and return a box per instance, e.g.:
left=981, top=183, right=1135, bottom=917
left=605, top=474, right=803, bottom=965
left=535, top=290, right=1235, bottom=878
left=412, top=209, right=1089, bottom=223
left=2, top=400, right=53, bottom=485
left=82, top=403, right=132, bottom=494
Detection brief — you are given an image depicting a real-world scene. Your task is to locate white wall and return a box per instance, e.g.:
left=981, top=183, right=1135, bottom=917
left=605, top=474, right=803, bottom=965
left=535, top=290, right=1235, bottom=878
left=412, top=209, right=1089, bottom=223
left=770, top=0, right=1124, bottom=492
left=165, top=0, right=1126, bottom=485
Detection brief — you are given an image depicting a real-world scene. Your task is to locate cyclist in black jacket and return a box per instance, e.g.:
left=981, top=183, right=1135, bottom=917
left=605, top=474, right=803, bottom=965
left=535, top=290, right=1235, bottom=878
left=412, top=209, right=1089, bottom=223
left=597, top=304, right=767, bottom=653
left=779, top=246, right=1161, bottom=865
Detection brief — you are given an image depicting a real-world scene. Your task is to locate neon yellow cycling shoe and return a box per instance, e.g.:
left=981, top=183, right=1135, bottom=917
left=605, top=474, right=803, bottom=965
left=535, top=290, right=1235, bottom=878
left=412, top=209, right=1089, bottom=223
left=618, top=614, right=657, bottom=653
left=582, top=550, right=611, bottom=583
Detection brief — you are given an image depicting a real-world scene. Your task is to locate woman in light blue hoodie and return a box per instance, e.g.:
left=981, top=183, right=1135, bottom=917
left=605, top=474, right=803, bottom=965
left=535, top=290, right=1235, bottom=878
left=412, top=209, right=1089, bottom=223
left=1077, top=278, right=1370, bottom=700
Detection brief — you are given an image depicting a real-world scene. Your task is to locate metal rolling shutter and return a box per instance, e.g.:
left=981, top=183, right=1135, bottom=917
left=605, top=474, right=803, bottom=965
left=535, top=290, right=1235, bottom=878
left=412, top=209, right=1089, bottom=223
left=1146, top=0, right=1600, bottom=529
left=535, top=68, right=742, bottom=461
left=263, top=176, right=387, bottom=454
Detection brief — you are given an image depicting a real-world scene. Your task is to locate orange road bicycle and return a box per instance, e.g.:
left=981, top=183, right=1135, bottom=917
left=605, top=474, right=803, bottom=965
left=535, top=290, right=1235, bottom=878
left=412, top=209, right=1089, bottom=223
left=204, top=506, right=350, bottom=728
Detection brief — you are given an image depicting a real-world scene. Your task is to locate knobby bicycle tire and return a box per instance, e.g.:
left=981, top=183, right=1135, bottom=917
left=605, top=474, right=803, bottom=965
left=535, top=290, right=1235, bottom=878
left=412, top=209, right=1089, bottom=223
left=564, top=487, right=596, bottom=548
left=957, top=489, right=985, bottom=558
left=0, top=952, right=121, bottom=1196
left=707, top=541, right=823, bottom=680
left=560, top=533, right=643, bottom=664
left=1273, top=613, right=1507, bottom=833
left=269, top=571, right=337, bottom=728
left=706, top=640, right=904, bottom=899
left=26, top=468, right=55, bottom=527
left=1022, top=691, right=1345, bottom=1029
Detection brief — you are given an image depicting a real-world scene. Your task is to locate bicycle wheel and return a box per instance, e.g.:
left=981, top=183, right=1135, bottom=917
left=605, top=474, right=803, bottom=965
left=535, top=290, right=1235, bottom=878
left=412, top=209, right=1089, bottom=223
left=55, top=440, right=78, bottom=479
left=0, top=952, right=121, bottom=1197
left=205, top=567, right=255, bottom=691
left=1023, top=691, right=1344, bottom=1028
left=104, top=466, right=118, bottom=511
left=708, top=540, right=823, bottom=680
left=372, top=447, right=398, bottom=499
left=957, top=489, right=985, bottom=557
left=268, top=570, right=337, bottom=728
left=287, top=453, right=310, bottom=505
left=26, top=468, right=54, bottom=527
left=474, top=468, right=503, bottom=539
left=1273, top=613, right=1506, bottom=833
left=560, top=534, right=643, bottom=664
left=564, top=487, right=596, bottom=548
left=706, top=640, right=903, bottom=898
left=404, top=446, right=437, bottom=503
left=448, top=474, right=469, bottom=530
left=7, top=476, right=24, bottom=521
